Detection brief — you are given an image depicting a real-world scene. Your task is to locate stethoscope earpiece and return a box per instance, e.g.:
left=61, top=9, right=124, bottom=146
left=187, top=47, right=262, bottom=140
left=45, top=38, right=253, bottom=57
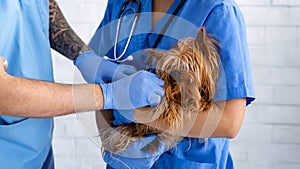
left=103, top=56, right=110, bottom=60
left=126, top=55, right=134, bottom=61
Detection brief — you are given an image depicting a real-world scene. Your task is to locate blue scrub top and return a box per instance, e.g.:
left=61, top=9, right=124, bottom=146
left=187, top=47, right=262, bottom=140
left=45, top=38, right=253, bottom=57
left=90, top=0, right=255, bottom=168
left=0, top=0, right=54, bottom=168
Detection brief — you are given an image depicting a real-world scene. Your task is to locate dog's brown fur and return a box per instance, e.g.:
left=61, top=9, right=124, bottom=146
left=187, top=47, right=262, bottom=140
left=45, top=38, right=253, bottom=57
left=100, top=27, right=220, bottom=154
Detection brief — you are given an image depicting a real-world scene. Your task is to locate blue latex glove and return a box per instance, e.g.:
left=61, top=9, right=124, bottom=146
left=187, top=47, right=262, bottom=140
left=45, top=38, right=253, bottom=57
left=104, top=135, right=166, bottom=169
left=100, top=70, right=165, bottom=110
left=74, top=51, right=137, bottom=83
left=112, top=109, right=135, bottom=126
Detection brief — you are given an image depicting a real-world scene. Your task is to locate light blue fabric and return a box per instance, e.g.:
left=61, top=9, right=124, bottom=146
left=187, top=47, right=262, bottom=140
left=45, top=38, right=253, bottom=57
left=0, top=0, right=54, bottom=168
left=90, top=0, right=255, bottom=168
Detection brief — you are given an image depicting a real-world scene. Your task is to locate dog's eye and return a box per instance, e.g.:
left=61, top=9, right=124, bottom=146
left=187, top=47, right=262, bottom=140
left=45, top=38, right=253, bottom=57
left=170, top=71, right=180, bottom=78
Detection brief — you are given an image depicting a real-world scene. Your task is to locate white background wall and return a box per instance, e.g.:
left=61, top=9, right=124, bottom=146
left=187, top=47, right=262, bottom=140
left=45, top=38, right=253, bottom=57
left=52, top=0, right=300, bottom=168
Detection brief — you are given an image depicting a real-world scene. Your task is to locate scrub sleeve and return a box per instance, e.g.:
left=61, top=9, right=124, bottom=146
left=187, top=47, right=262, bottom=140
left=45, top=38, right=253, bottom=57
left=0, top=0, right=54, bottom=168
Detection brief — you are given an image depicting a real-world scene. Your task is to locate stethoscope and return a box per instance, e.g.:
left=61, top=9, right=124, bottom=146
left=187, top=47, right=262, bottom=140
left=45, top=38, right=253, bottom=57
left=103, top=0, right=187, bottom=63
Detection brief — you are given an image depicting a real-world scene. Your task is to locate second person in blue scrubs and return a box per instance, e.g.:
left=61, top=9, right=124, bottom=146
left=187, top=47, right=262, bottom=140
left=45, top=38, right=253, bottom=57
left=91, top=0, right=255, bottom=168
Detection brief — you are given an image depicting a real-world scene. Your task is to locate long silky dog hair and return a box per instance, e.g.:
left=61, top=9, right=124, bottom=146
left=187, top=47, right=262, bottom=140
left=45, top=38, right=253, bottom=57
left=100, top=27, right=220, bottom=154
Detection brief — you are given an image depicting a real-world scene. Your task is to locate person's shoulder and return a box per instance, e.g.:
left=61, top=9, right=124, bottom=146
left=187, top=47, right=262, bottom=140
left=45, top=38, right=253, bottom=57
left=106, top=0, right=115, bottom=6
left=204, top=0, right=242, bottom=16
left=107, top=0, right=126, bottom=5
left=204, top=0, right=238, bottom=8
left=199, top=0, right=239, bottom=15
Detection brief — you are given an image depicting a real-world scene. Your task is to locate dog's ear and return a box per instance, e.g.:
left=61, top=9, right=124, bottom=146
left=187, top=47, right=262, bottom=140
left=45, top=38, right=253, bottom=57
left=196, top=27, right=220, bottom=53
left=195, top=27, right=221, bottom=108
left=196, top=27, right=207, bottom=43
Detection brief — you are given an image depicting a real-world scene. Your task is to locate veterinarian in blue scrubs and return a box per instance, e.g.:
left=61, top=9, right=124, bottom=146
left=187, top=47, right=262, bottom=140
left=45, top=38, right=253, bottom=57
left=90, top=0, right=255, bottom=168
left=0, top=1, right=55, bottom=168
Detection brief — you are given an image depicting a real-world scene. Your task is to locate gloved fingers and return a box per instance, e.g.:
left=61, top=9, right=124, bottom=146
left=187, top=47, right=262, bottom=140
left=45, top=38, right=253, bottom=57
left=103, top=152, right=130, bottom=169
left=110, top=70, right=165, bottom=110
left=104, top=152, right=156, bottom=169
left=115, top=135, right=157, bottom=158
left=75, top=52, right=103, bottom=84
left=117, top=109, right=136, bottom=123
left=152, top=78, right=165, bottom=87
left=148, top=89, right=165, bottom=106
left=143, top=72, right=164, bottom=87
left=150, top=76, right=165, bottom=87
left=122, top=65, right=137, bottom=75
left=152, top=88, right=165, bottom=97
left=103, top=135, right=165, bottom=168
left=112, top=65, right=138, bottom=81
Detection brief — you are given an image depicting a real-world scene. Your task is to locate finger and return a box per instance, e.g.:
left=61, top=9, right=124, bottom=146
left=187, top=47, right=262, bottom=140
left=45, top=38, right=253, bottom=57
left=103, top=152, right=127, bottom=168
left=123, top=65, right=137, bottom=75
left=154, top=88, right=165, bottom=97
left=152, top=77, right=165, bottom=87
left=117, top=109, right=136, bottom=123
left=116, top=135, right=157, bottom=158
left=148, top=89, right=164, bottom=106
left=144, top=72, right=165, bottom=86
left=112, top=65, right=137, bottom=81
left=115, top=66, right=137, bottom=80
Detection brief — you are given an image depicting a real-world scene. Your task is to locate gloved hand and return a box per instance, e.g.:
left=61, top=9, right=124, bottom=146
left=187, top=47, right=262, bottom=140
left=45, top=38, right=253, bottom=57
left=74, top=51, right=137, bottom=83
left=100, top=70, right=165, bottom=110
left=104, top=135, right=166, bottom=169
left=112, top=109, right=135, bottom=126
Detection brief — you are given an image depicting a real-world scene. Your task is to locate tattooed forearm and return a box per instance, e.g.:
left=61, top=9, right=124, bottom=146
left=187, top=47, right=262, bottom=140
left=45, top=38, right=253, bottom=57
left=49, top=0, right=92, bottom=60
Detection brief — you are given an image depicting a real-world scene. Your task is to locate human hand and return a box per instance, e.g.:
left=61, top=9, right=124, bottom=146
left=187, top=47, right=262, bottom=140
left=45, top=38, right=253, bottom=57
left=100, top=70, right=165, bottom=110
left=103, top=135, right=165, bottom=169
left=74, top=51, right=137, bottom=83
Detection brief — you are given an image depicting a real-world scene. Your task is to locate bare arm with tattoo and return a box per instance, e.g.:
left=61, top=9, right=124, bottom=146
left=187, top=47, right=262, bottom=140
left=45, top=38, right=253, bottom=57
left=49, top=0, right=91, bottom=60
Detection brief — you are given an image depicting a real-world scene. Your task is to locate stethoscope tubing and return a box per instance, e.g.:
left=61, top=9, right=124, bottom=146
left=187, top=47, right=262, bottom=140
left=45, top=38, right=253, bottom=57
left=106, top=0, right=186, bottom=63
left=105, top=0, right=141, bottom=63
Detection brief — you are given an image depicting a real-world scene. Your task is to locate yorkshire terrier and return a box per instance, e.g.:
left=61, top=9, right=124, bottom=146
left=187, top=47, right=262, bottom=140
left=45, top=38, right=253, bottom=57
left=99, top=27, right=220, bottom=154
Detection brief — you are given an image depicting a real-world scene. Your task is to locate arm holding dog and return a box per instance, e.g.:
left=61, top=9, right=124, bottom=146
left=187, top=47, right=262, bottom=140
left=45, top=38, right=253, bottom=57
left=134, top=98, right=246, bottom=139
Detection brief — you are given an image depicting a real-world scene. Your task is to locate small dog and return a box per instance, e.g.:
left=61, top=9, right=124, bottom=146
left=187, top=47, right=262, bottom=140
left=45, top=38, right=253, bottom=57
left=100, top=27, right=220, bottom=154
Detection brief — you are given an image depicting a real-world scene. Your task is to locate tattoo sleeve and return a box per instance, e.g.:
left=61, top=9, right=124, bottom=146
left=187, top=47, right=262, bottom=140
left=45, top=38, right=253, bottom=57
left=49, top=0, right=92, bottom=60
